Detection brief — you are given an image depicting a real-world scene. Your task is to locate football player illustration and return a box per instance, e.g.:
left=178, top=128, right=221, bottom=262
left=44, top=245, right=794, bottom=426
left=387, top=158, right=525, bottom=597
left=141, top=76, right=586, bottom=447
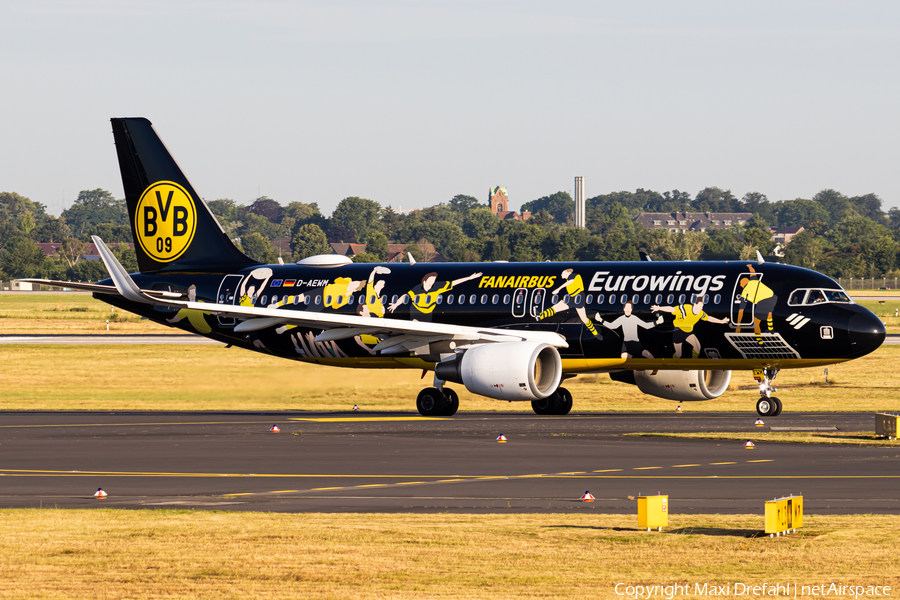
left=736, top=264, right=778, bottom=345
left=537, top=268, right=602, bottom=338
left=388, top=271, right=482, bottom=321
left=652, top=296, right=729, bottom=359
left=598, top=300, right=658, bottom=358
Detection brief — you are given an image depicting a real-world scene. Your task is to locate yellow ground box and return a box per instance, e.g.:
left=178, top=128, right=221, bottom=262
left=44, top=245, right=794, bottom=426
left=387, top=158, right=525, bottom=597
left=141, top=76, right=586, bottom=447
left=875, top=413, right=899, bottom=439
left=765, top=495, right=803, bottom=536
left=637, top=495, right=668, bottom=531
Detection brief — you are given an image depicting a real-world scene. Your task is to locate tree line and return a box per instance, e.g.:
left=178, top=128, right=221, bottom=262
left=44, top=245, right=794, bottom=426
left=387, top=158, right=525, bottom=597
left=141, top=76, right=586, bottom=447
left=1, top=185, right=899, bottom=281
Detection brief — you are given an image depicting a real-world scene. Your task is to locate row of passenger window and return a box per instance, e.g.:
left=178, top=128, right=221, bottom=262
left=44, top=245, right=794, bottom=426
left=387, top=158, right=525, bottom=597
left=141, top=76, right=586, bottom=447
left=250, top=291, right=723, bottom=308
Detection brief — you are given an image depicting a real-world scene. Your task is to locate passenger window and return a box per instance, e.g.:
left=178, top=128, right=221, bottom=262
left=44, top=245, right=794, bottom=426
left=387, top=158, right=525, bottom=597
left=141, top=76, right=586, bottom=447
left=261, top=295, right=268, bottom=306
left=632, top=294, right=639, bottom=304
left=666, top=294, right=674, bottom=304
left=293, top=295, right=299, bottom=305
left=470, top=294, right=477, bottom=304
left=808, top=290, right=826, bottom=304
left=480, top=294, right=488, bottom=304
left=573, top=294, right=582, bottom=305
left=609, top=294, right=617, bottom=304
left=492, top=294, right=499, bottom=304
left=563, top=294, right=570, bottom=304
left=314, top=295, right=321, bottom=305
left=347, top=294, right=354, bottom=305
left=677, top=294, right=685, bottom=304
left=713, top=294, right=721, bottom=304
left=597, top=294, right=605, bottom=304
left=643, top=294, right=651, bottom=305
left=503, top=294, right=510, bottom=304
left=586, top=294, right=593, bottom=304
left=703, top=294, right=710, bottom=304
left=272, top=295, right=279, bottom=305
left=655, top=294, right=662, bottom=304
left=304, top=295, right=311, bottom=305
left=447, top=294, right=455, bottom=305
left=436, top=295, right=443, bottom=305
left=324, top=295, right=331, bottom=306
left=458, top=294, right=466, bottom=305
left=380, top=295, right=387, bottom=305
left=552, top=294, right=559, bottom=304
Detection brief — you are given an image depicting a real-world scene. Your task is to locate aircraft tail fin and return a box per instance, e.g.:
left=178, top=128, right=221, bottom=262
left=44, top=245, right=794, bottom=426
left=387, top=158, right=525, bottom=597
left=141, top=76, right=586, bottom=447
left=110, top=117, right=258, bottom=273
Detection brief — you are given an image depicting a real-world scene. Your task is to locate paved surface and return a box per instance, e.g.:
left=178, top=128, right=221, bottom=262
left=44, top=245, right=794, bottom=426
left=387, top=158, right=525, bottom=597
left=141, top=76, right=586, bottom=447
left=0, top=334, right=221, bottom=345
left=0, top=411, right=896, bottom=514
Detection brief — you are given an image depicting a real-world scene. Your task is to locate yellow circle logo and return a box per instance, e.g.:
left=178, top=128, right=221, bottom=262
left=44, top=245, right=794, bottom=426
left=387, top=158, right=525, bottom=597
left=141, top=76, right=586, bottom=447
left=134, top=181, right=197, bottom=262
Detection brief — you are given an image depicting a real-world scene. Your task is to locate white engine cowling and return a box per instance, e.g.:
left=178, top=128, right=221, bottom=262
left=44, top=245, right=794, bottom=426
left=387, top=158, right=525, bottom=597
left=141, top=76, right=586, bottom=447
left=634, top=370, right=732, bottom=401
left=435, top=342, right=562, bottom=401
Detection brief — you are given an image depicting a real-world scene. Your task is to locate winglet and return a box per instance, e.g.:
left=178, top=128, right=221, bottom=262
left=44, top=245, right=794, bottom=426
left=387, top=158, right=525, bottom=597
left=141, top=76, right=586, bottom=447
left=756, top=250, right=765, bottom=264
left=639, top=251, right=652, bottom=262
left=92, top=236, right=156, bottom=304
left=407, top=252, right=417, bottom=265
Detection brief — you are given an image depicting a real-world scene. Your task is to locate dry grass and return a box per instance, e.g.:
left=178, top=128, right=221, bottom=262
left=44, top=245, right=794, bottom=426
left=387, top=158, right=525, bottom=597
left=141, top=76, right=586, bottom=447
left=0, top=510, right=896, bottom=599
left=626, top=431, right=900, bottom=446
left=0, top=293, right=169, bottom=334
left=3, top=344, right=900, bottom=412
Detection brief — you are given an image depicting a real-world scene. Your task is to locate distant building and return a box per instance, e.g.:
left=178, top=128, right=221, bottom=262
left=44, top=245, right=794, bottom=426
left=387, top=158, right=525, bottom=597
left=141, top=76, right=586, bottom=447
left=489, top=186, right=531, bottom=221
left=37, top=242, right=134, bottom=262
left=771, top=226, right=804, bottom=245
left=574, top=176, right=585, bottom=228
left=633, top=212, right=753, bottom=233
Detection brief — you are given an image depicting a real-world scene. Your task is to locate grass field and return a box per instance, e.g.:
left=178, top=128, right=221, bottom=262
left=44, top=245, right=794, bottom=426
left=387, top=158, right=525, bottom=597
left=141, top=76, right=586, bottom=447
left=0, top=510, right=896, bottom=599
left=1, top=343, right=899, bottom=413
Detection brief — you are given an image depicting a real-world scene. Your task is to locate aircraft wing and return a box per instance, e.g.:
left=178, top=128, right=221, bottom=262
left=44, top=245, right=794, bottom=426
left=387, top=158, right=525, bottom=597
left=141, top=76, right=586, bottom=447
left=19, top=279, right=183, bottom=299
left=84, top=236, right=567, bottom=353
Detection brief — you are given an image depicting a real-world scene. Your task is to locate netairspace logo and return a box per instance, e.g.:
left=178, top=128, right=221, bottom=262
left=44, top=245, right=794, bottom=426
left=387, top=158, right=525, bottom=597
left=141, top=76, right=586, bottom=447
left=614, top=582, right=892, bottom=598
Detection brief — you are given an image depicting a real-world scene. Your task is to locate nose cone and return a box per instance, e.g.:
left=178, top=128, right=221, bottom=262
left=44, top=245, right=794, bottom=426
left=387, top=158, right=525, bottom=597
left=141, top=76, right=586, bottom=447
left=847, top=307, right=886, bottom=358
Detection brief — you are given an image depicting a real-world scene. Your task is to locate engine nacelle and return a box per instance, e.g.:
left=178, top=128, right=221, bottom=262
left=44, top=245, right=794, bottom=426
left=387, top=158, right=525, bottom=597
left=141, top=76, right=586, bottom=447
left=633, top=369, right=732, bottom=402
left=435, top=342, right=562, bottom=401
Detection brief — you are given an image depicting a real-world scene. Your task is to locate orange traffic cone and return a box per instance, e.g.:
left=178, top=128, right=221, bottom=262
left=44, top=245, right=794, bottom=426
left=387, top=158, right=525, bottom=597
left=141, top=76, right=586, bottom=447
left=496, top=434, right=508, bottom=443
left=675, top=405, right=683, bottom=413
left=580, top=491, right=595, bottom=502
left=755, top=419, right=765, bottom=427
left=744, top=440, right=755, bottom=449
left=269, top=425, right=280, bottom=433
left=93, top=488, right=107, bottom=499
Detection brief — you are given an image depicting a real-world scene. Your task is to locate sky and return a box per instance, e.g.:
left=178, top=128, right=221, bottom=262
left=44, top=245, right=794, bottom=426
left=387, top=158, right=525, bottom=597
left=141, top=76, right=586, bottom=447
left=1, top=0, right=899, bottom=217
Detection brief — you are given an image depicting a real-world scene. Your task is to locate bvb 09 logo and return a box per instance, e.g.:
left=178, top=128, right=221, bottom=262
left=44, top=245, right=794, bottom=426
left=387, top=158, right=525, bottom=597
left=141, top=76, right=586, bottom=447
left=135, top=181, right=197, bottom=262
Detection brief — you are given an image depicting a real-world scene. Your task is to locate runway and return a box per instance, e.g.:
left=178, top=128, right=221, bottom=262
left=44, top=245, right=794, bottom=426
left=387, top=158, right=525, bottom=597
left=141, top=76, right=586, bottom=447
left=0, top=411, right=896, bottom=514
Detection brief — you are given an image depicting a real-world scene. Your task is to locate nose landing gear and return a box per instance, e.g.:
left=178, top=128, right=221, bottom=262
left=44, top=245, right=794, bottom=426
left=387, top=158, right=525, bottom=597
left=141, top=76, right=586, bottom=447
left=754, top=368, right=782, bottom=417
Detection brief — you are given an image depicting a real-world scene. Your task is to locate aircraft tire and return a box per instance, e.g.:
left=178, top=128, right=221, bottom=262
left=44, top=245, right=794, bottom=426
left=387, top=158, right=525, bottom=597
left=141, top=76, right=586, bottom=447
left=756, top=397, right=777, bottom=417
left=443, top=388, right=460, bottom=416
left=417, top=388, right=448, bottom=417
left=531, top=393, right=560, bottom=416
left=771, top=397, right=783, bottom=416
left=556, top=387, right=573, bottom=415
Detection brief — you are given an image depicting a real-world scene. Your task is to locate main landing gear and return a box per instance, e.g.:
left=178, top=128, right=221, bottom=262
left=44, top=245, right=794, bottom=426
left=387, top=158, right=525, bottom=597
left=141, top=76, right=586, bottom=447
left=416, top=387, right=459, bottom=417
left=754, top=368, right=783, bottom=417
left=531, top=387, right=573, bottom=416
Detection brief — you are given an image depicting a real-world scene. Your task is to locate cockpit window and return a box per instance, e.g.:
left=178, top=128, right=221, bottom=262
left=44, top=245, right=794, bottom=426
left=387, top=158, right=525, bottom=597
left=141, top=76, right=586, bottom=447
left=788, top=288, right=853, bottom=306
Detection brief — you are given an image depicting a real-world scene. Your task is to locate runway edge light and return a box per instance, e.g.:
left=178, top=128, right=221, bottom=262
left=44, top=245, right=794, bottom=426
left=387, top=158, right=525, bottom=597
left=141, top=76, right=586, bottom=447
left=93, top=488, right=107, bottom=499
left=637, top=494, right=668, bottom=531
left=744, top=440, right=755, bottom=449
left=269, top=425, right=280, bottom=433
left=675, top=405, right=683, bottom=413
left=755, top=418, right=765, bottom=427
left=353, top=404, right=359, bottom=411
left=765, top=495, right=803, bottom=537
left=580, top=491, right=595, bottom=502
left=496, top=434, right=508, bottom=443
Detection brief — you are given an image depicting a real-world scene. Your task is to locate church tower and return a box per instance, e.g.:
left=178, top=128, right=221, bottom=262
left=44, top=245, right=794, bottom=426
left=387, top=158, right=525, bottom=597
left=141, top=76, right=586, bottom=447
left=489, top=186, right=508, bottom=216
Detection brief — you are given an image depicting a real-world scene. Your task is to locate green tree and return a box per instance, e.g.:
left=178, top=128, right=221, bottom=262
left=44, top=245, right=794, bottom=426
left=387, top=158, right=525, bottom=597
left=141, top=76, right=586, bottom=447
left=448, top=194, right=481, bottom=213
left=61, top=189, right=127, bottom=236
left=352, top=252, right=381, bottom=263
left=521, top=192, right=573, bottom=225
left=241, top=232, right=277, bottom=263
left=774, top=199, right=829, bottom=228
left=784, top=230, right=823, bottom=271
left=331, top=196, right=382, bottom=242
left=0, top=237, right=46, bottom=278
left=241, top=196, right=282, bottom=223
left=364, top=231, right=388, bottom=261
left=692, top=187, right=740, bottom=212
left=291, top=224, right=330, bottom=261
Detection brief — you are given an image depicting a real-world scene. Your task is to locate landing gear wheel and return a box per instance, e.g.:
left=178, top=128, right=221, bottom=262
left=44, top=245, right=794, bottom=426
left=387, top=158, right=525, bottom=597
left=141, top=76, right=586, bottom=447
left=417, top=388, right=447, bottom=417
left=771, top=397, right=783, bottom=416
left=756, top=397, right=778, bottom=417
left=556, top=387, right=573, bottom=415
left=442, top=388, right=460, bottom=416
left=532, top=393, right=560, bottom=415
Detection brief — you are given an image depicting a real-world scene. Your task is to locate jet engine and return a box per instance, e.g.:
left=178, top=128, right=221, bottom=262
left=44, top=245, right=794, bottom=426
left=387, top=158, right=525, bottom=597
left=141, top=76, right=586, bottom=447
left=613, top=369, right=732, bottom=402
left=435, top=341, right=562, bottom=401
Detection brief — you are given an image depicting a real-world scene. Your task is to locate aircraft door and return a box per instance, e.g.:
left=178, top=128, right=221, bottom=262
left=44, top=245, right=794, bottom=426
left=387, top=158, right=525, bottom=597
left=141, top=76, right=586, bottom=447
left=216, top=275, right=243, bottom=327
left=529, top=288, right=546, bottom=318
left=512, top=287, right=528, bottom=317
left=730, top=271, right=760, bottom=327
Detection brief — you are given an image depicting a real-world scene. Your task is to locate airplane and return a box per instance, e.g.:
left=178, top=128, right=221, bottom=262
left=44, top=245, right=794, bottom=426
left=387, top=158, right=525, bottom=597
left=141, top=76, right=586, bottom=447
left=26, top=118, right=886, bottom=418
